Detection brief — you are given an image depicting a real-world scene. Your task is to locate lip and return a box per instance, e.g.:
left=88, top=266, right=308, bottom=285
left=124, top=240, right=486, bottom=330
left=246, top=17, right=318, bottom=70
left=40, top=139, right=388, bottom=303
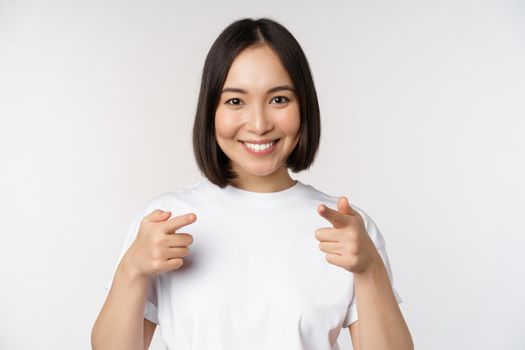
left=239, top=138, right=279, bottom=144
left=239, top=138, right=280, bottom=156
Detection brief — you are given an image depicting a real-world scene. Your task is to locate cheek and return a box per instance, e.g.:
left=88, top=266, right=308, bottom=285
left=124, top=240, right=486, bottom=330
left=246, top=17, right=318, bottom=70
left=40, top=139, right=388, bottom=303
left=215, top=109, right=241, bottom=139
left=276, top=106, right=300, bottom=136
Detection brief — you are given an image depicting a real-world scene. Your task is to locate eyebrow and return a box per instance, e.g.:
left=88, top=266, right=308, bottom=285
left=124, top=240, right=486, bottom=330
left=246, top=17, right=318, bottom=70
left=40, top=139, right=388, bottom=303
left=221, top=85, right=296, bottom=94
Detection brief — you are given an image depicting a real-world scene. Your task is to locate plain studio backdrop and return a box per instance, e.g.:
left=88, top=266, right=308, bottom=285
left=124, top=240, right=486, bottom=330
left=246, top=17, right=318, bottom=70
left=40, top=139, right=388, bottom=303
left=1, top=0, right=524, bottom=349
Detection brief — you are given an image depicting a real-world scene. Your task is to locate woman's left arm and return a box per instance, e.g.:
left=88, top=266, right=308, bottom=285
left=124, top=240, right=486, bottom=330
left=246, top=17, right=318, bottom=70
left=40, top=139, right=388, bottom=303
left=350, top=252, right=413, bottom=350
left=316, top=197, right=414, bottom=350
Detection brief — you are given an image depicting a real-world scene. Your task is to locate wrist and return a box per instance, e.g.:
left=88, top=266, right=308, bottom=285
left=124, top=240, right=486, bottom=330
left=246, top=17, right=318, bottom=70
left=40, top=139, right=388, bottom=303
left=355, top=252, right=385, bottom=277
left=118, top=254, right=148, bottom=283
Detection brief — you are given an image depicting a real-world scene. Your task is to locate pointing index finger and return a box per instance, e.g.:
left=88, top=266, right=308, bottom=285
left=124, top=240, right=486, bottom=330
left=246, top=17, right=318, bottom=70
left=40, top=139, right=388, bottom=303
left=163, top=212, right=197, bottom=233
left=318, top=204, right=348, bottom=228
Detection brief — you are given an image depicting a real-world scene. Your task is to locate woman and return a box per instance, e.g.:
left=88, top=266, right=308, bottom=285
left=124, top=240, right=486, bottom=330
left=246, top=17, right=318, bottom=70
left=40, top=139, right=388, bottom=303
left=92, top=17, right=413, bottom=350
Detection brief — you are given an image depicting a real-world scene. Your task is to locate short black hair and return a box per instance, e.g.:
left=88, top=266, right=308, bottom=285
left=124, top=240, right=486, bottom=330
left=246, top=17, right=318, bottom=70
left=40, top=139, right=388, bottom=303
left=192, top=17, right=321, bottom=188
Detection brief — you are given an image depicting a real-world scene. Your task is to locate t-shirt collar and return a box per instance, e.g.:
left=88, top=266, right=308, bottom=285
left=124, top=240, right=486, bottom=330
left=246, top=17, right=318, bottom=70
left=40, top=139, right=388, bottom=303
left=203, top=178, right=306, bottom=210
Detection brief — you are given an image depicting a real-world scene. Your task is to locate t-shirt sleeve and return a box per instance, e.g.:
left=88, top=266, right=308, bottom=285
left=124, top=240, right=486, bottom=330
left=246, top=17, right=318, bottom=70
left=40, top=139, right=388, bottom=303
left=342, top=207, right=403, bottom=328
left=104, top=205, right=159, bottom=324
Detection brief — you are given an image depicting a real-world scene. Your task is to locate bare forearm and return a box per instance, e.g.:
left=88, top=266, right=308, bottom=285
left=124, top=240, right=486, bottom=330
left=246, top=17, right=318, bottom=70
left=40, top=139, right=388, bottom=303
left=91, top=258, right=148, bottom=350
left=354, top=255, right=414, bottom=350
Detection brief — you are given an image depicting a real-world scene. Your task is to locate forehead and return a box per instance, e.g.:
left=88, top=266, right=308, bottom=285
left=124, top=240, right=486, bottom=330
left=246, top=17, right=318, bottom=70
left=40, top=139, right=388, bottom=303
left=223, top=44, right=293, bottom=90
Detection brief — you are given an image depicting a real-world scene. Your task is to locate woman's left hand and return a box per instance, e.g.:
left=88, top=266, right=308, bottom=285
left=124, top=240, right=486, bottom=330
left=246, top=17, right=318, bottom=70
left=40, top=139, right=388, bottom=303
left=315, top=196, right=381, bottom=274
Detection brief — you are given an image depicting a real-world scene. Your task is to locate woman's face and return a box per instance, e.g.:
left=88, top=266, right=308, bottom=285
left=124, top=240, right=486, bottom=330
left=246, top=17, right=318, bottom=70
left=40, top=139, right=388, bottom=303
left=214, top=44, right=300, bottom=181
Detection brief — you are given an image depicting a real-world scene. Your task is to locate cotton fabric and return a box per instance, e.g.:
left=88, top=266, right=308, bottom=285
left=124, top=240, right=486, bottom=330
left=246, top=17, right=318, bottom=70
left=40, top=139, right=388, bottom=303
left=104, top=178, right=402, bottom=349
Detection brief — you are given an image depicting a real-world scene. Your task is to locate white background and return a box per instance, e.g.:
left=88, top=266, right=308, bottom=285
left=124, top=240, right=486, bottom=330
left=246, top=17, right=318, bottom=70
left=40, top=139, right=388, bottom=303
left=1, top=0, right=524, bottom=349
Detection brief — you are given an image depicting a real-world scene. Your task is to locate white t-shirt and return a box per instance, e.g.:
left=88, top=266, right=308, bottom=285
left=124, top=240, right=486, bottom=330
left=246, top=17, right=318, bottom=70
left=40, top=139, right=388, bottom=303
left=104, top=178, right=402, bottom=350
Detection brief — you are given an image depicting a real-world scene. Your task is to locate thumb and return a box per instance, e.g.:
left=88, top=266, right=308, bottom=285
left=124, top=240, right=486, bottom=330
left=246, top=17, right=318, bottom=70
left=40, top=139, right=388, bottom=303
left=337, top=196, right=357, bottom=216
left=147, top=209, right=171, bottom=222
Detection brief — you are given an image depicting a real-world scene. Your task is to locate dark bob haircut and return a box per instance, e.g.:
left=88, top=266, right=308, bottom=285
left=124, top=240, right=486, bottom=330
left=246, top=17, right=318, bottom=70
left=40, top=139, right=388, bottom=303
left=192, top=17, right=321, bottom=188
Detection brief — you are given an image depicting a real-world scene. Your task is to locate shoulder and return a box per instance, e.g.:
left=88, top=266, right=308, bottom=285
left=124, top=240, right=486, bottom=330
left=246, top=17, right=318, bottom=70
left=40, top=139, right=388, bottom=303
left=140, top=179, right=208, bottom=215
left=152, top=179, right=207, bottom=204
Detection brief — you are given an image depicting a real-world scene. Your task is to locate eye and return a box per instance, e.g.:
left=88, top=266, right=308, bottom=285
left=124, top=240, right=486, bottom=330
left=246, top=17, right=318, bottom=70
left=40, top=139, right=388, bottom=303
left=225, top=98, right=243, bottom=106
left=271, top=96, right=290, bottom=104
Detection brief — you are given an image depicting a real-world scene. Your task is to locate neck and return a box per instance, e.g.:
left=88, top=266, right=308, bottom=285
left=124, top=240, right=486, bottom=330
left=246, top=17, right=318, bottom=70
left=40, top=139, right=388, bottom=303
left=229, top=165, right=296, bottom=193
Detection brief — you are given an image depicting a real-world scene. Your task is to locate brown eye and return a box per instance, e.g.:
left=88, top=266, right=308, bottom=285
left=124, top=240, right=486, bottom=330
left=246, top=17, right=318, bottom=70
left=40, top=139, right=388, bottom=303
left=226, top=98, right=242, bottom=105
left=271, top=96, right=290, bottom=104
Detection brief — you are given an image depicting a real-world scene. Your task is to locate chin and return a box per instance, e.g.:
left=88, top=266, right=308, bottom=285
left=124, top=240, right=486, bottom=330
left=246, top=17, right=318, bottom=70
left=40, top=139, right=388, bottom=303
left=240, top=163, right=280, bottom=177
left=245, top=168, right=277, bottom=177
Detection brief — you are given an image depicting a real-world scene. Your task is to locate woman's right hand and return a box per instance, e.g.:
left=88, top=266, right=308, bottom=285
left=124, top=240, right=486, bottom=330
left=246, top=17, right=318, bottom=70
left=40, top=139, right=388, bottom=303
left=121, top=209, right=197, bottom=279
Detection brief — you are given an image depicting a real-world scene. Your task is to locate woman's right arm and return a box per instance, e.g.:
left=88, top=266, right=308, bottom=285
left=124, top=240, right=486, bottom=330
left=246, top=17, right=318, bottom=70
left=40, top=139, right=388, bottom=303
left=91, top=255, right=153, bottom=350
left=91, top=209, right=196, bottom=350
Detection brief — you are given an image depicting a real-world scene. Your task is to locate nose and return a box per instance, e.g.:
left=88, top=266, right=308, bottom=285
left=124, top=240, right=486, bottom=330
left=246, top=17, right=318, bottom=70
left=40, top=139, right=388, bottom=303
left=246, top=104, right=274, bottom=135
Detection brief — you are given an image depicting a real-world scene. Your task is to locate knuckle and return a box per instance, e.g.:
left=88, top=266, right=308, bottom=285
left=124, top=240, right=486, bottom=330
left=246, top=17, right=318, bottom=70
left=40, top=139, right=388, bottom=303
left=151, top=247, right=163, bottom=260
left=181, top=247, right=190, bottom=257
left=146, top=210, right=161, bottom=221
left=151, top=260, right=162, bottom=274
left=172, top=247, right=183, bottom=257
left=152, top=235, right=165, bottom=247
left=173, top=258, right=184, bottom=269
left=178, top=234, right=192, bottom=246
left=173, top=236, right=184, bottom=246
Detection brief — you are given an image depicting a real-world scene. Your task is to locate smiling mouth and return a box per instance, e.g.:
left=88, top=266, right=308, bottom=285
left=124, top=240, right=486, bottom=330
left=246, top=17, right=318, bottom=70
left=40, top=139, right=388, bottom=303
left=238, top=138, right=281, bottom=153
left=238, top=138, right=280, bottom=144
left=238, top=138, right=280, bottom=143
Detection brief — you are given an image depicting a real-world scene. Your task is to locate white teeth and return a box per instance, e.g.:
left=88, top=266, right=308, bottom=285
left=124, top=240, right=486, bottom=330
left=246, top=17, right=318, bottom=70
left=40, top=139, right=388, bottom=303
left=243, top=141, right=275, bottom=152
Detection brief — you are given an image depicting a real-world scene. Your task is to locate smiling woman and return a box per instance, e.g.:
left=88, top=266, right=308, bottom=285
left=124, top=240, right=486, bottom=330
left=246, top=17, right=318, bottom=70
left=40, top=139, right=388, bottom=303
left=192, top=18, right=321, bottom=193
left=92, top=17, right=413, bottom=350
left=214, top=44, right=302, bottom=192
